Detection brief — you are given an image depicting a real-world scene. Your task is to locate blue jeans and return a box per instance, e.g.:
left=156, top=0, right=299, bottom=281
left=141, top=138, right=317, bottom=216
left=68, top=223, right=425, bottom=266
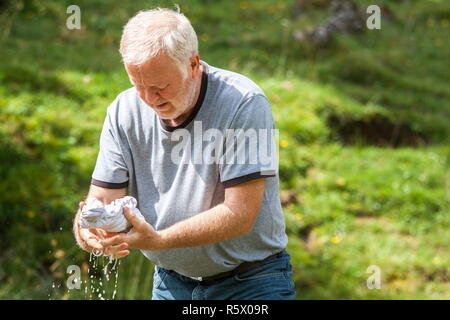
left=151, top=250, right=296, bottom=300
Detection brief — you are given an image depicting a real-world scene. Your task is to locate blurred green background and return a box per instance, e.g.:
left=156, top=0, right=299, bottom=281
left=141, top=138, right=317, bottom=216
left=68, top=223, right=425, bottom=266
left=0, top=0, right=449, bottom=299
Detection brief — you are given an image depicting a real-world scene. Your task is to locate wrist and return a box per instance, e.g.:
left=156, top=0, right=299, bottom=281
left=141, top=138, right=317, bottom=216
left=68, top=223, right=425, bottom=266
left=155, top=229, right=171, bottom=251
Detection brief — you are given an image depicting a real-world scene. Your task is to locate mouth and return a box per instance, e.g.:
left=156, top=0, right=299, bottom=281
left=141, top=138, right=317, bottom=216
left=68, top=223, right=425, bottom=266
left=154, top=102, right=169, bottom=109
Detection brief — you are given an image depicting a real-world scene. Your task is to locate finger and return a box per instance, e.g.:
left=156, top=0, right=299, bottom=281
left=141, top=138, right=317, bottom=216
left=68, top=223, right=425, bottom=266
left=80, top=228, right=100, bottom=242
left=88, top=227, right=119, bottom=239
left=99, top=234, right=126, bottom=247
left=79, top=228, right=103, bottom=252
left=88, top=228, right=118, bottom=239
left=105, top=242, right=128, bottom=253
left=88, top=228, right=102, bottom=237
left=89, top=228, right=110, bottom=239
left=112, top=250, right=130, bottom=259
left=85, top=237, right=103, bottom=251
left=123, top=207, right=145, bottom=230
left=84, top=230, right=107, bottom=249
left=104, top=231, right=120, bottom=238
left=104, top=243, right=128, bottom=256
left=79, top=201, right=86, bottom=210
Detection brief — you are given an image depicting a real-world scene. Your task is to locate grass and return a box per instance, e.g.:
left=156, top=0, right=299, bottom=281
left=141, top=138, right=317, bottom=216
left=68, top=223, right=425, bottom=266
left=0, top=0, right=449, bottom=299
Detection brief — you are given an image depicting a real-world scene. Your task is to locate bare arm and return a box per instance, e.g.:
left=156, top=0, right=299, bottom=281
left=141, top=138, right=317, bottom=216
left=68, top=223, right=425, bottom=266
left=158, top=178, right=266, bottom=249
left=104, top=178, right=266, bottom=251
left=100, top=178, right=266, bottom=251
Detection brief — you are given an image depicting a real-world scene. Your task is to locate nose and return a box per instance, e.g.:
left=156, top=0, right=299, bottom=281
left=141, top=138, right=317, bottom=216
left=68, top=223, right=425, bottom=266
left=140, top=88, right=162, bottom=106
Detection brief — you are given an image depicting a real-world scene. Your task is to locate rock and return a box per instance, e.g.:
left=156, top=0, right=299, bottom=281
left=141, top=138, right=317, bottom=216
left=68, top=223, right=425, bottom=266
left=293, top=0, right=365, bottom=45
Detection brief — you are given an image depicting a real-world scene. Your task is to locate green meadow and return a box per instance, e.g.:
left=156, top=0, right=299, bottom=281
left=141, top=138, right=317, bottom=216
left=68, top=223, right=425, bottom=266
left=0, top=0, right=448, bottom=299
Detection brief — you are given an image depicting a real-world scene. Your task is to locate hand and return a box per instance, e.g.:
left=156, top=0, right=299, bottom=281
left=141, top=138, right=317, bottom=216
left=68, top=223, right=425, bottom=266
left=99, top=207, right=165, bottom=252
left=76, top=201, right=128, bottom=259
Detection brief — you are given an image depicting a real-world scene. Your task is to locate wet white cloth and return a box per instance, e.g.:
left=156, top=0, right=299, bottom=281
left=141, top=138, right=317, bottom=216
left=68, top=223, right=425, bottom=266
left=80, top=196, right=144, bottom=232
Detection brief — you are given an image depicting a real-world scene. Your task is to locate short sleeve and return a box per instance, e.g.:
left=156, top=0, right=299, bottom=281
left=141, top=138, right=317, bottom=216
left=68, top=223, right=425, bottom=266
left=91, top=104, right=129, bottom=189
left=219, top=94, right=278, bottom=188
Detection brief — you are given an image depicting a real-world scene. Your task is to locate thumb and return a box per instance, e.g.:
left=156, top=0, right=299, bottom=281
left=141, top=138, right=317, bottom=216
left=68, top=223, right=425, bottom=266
left=123, top=206, right=145, bottom=230
left=79, top=201, right=86, bottom=211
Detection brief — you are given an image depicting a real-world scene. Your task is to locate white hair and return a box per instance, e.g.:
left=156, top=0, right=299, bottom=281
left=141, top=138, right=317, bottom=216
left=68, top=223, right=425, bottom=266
left=119, top=7, right=198, bottom=77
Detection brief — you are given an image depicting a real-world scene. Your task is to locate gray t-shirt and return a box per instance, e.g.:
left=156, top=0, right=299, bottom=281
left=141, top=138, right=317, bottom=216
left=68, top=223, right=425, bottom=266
left=91, top=61, right=288, bottom=277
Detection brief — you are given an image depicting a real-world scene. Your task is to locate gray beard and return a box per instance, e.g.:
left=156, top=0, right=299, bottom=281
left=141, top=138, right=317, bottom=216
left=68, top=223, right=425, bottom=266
left=162, top=75, right=201, bottom=124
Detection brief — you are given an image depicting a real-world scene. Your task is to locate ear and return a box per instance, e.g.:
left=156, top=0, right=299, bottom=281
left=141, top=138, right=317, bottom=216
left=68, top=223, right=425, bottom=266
left=189, top=54, right=200, bottom=78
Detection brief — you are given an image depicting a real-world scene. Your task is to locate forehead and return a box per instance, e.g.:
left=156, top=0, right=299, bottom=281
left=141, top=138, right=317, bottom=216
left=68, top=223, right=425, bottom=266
left=125, top=53, right=182, bottom=86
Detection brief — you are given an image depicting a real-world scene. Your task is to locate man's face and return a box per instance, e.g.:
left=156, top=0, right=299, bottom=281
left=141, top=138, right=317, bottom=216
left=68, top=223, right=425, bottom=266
left=125, top=53, right=198, bottom=120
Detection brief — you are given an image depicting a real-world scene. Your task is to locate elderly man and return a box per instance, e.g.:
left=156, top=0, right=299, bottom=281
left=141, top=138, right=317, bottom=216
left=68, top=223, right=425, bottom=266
left=73, top=7, right=296, bottom=300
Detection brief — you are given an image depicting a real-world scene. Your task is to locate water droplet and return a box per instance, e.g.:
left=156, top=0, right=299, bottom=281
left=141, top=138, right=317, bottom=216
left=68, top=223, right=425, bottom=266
left=93, top=250, right=102, bottom=257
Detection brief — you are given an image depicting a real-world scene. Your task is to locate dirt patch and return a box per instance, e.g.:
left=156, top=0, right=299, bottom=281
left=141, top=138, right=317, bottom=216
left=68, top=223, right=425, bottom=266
left=280, top=190, right=300, bottom=207
left=353, top=212, right=392, bottom=227
left=328, top=114, right=429, bottom=147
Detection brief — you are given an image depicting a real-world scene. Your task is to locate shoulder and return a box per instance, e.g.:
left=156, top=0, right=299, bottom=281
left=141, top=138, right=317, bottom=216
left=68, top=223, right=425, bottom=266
left=207, top=64, right=266, bottom=100
left=205, top=63, right=271, bottom=123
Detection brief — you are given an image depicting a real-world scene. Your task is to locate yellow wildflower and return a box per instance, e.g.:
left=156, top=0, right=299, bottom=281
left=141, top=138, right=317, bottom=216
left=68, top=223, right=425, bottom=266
left=336, top=177, right=346, bottom=186
left=331, top=236, right=342, bottom=244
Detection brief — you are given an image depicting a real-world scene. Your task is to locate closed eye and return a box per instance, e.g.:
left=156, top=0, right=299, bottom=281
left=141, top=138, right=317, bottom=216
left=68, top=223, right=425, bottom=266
left=134, top=83, right=169, bottom=91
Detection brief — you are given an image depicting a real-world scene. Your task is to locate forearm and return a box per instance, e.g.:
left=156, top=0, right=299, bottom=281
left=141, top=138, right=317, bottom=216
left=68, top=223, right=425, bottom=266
left=158, top=203, right=252, bottom=250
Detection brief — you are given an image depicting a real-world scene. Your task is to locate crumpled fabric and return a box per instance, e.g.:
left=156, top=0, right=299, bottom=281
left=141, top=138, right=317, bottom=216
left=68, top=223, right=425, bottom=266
left=80, top=196, right=144, bottom=232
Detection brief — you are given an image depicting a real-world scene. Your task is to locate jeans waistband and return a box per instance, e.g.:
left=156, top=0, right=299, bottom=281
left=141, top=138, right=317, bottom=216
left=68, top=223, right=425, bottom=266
left=186, top=250, right=286, bottom=284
